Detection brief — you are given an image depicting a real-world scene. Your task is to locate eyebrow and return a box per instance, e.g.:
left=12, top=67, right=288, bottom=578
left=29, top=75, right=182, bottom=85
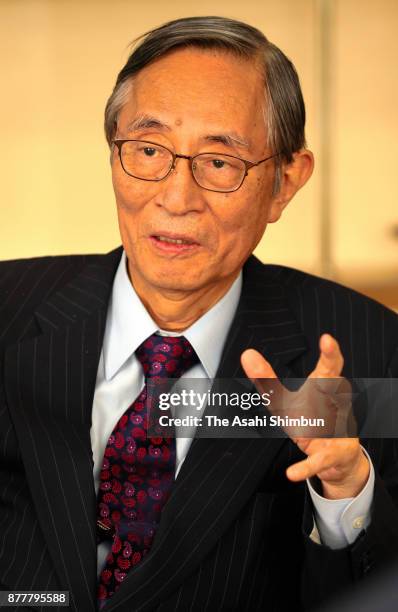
left=202, top=133, right=250, bottom=150
left=125, top=114, right=250, bottom=150
left=125, top=114, right=171, bottom=133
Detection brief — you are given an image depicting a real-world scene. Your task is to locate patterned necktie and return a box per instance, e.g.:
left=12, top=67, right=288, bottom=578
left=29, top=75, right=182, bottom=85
left=96, top=333, right=198, bottom=605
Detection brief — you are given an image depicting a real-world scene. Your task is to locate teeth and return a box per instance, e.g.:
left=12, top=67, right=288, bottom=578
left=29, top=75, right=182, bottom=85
left=157, top=236, right=193, bottom=245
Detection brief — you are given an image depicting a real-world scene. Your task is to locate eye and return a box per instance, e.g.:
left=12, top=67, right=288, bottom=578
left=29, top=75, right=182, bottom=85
left=143, top=147, right=156, bottom=157
left=212, top=159, right=225, bottom=169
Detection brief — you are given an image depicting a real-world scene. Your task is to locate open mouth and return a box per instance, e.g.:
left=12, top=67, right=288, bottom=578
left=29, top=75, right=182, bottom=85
left=154, top=235, right=196, bottom=245
left=149, top=233, right=200, bottom=253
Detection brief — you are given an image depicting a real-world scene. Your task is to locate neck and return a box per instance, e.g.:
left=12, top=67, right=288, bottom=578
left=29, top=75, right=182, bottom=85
left=128, top=266, right=237, bottom=332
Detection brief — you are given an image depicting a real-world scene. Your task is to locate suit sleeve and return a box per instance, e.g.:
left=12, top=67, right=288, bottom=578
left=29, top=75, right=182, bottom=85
left=301, top=346, right=398, bottom=610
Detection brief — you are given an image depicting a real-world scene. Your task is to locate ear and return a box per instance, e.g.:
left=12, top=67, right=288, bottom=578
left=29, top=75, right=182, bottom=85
left=267, top=149, right=314, bottom=223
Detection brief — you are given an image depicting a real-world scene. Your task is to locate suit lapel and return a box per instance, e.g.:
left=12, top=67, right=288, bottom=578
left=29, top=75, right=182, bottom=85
left=4, top=248, right=122, bottom=611
left=104, top=256, right=308, bottom=611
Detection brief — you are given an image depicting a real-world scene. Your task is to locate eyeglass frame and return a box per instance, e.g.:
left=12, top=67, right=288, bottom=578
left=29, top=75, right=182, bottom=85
left=112, top=138, right=280, bottom=193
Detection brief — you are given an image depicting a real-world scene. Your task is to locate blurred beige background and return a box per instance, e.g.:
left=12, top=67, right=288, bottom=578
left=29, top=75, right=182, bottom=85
left=1, top=0, right=397, bottom=306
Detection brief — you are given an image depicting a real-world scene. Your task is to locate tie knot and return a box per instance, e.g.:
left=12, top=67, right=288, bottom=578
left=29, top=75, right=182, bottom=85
left=136, top=333, right=199, bottom=379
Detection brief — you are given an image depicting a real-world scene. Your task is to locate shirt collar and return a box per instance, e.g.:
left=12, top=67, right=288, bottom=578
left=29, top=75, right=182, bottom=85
left=103, top=250, right=242, bottom=381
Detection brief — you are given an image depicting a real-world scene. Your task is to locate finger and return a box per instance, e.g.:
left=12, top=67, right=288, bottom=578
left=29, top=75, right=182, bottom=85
left=241, top=349, right=277, bottom=379
left=292, top=437, right=312, bottom=452
left=241, top=349, right=285, bottom=397
left=286, top=451, right=333, bottom=481
left=309, top=334, right=344, bottom=379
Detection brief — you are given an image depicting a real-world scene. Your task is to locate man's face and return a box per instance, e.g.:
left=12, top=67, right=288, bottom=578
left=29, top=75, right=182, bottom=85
left=112, top=47, right=282, bottom=295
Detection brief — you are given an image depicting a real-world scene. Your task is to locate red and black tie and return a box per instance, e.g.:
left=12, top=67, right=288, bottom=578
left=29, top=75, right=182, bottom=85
left=96, top=333, right=198, bottom=605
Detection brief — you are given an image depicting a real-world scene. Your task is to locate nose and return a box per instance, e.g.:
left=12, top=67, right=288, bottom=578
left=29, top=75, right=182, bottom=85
left=156, top=156, right=206, bottom=215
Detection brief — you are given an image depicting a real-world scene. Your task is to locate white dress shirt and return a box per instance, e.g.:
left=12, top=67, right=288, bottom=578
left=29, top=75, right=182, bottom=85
left=91, top=251, right=374, bottom=573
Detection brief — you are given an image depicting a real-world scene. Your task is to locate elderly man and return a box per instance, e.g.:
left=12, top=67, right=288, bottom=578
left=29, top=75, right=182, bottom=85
left=0, top=15, right=397, bottom=612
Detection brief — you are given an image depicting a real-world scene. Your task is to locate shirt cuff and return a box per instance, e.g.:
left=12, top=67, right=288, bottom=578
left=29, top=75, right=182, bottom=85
left=307, top=446, right=375, bottom=549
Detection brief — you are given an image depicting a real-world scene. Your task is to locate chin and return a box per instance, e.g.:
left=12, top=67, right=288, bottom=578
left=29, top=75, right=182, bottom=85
left=147, top=269, right=206, bottom=292
left=128, top=249, right=226, bottom=293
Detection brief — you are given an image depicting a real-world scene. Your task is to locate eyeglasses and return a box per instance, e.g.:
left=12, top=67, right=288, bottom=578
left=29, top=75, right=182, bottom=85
left=112, top=139, right=279, bottom=193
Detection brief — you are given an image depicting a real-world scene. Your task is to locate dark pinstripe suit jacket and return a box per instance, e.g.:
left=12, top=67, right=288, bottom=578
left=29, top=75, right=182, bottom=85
left=1, top=246, right=398, bottom=612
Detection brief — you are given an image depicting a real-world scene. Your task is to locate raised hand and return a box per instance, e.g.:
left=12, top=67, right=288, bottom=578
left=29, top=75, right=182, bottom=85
left=241, top=334, right=370, bottom=499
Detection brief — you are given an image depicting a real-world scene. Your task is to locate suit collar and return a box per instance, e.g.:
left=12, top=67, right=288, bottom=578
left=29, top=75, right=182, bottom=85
left=34, top=248, right=307, bottom=378
left=34, top=246, right=123, bottom=334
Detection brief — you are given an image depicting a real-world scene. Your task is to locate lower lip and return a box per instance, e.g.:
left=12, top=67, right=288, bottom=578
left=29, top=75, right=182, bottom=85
left=149, top=236, right=200, bottom=255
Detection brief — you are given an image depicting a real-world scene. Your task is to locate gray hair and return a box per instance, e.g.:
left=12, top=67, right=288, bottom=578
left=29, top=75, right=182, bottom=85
left=104, top=16, right=306, bottom=192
